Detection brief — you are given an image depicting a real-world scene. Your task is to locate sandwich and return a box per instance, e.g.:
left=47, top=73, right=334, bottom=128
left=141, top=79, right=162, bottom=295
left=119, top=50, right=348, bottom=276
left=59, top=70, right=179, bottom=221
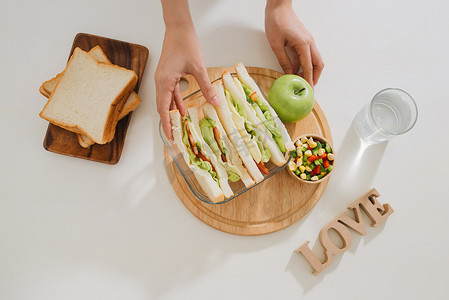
left=212, top=81, right=265, bottom=183
left=201, top=103, right=255, bottom=188
left=235, top=63, right=295, bottom=153
left=170, top=106, right=234, bottom=202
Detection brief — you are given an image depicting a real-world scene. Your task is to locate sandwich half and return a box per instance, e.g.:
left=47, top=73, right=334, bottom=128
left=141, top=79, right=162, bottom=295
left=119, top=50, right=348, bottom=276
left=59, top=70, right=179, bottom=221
left=201, top=103, right=255, bottom=188
left=222, top=71, right=286, bottom=174
left=235, top=62, right=295, bottom=152
left=187, top=106, right=234, bottom=199
left=170, top=107, right=233, bottom=203
left=212, top=80, right=264, bottom=183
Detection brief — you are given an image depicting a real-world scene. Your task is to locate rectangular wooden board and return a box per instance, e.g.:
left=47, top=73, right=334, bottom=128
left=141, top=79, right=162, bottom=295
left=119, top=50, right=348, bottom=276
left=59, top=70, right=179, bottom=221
left=42, top=33, right=149, bottom=164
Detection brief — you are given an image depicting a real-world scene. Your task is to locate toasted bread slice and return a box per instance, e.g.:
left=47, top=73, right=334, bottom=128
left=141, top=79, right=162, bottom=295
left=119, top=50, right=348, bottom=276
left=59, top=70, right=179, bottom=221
left=39, top=47, right=137, bottom=144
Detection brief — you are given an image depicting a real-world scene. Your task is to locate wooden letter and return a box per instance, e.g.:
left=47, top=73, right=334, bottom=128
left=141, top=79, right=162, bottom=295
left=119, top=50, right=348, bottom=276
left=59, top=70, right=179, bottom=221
left=295, top=241, right=333, bottom=275
left=296, top=188, right=394, bottom=275
left=352, top=188, right=394, bottom=227
left=296, top=219, right=353, bottom=276
left=319, top=220, right=352, bottom=256
left=337, top=205, right=366, bottom=235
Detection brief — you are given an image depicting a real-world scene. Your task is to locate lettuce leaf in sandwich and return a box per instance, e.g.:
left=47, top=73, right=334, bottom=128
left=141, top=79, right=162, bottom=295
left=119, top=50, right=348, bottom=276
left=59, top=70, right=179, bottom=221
left=200, top=118, right=241, bottom=182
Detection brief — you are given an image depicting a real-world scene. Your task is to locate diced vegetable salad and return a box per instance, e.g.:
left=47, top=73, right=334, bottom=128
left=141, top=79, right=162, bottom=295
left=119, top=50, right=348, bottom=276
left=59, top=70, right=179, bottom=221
left=288, top=136, right=334, bottom=181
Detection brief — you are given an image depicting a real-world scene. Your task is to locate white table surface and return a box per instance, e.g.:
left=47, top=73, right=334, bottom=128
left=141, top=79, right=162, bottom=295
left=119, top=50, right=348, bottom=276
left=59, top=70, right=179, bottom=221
left=1, top=0, right=448, bottom=299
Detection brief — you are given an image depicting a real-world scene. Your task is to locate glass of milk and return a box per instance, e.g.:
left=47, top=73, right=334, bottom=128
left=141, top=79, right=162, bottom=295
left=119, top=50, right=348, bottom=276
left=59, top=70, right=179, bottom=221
left=353, top=88, right=418, bottom=144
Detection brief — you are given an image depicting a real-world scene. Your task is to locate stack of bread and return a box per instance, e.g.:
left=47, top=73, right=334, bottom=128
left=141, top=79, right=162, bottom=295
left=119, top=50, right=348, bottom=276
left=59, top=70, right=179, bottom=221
left=39, top=46, right=141, bottom=148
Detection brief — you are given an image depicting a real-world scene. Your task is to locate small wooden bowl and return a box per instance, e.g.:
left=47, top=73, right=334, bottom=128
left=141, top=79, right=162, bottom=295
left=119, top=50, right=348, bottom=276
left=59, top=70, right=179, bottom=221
left=287, top=134, right=335, bottom=184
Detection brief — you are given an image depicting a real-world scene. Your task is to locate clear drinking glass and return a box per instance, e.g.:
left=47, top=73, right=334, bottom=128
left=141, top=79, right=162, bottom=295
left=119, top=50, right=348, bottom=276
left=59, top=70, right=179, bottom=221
left=353, top=88, right=418, bottom=144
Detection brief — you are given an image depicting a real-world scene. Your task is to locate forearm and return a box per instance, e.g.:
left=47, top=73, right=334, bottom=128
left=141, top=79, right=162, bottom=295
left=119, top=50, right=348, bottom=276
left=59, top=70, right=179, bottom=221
left=161, top=0, right=194, bottom=30
left=266, top=0, right=292, bottom=11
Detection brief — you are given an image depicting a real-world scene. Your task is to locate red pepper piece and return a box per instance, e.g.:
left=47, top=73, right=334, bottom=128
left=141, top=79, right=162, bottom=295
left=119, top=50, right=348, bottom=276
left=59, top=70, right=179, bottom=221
left=308, top=155, right=318, bottom=163
left=323, top=160, right=330, bottom=169
left=185, top=120, right=198, bottom=155
left=213, top=126, right=221, bottom=142
left=213, top=126, right=227, bottom=162
left=313, top=165, right=321, bottom=175
left=197, top=152, right=216, bottom=173
left=320, top=153, right=327, bottom=160
left=256, top=161, right=269, bottom=175
left=250, top=92, right=258, bottom=102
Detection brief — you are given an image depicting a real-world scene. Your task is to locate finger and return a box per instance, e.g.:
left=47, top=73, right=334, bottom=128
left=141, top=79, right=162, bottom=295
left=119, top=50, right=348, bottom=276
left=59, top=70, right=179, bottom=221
left=310, top=42, right=324, bottom=85
left=288, top=46, right=300, bottom=74
left=193, top=67, right=220, bottom=105
left=173, top=82, right=186, bottom=116
left=272, top=43, right=293, bottom=74
left=169, top=96, right=176, bottom=111
left=295, top=44, right=313, bottom=87
left=156, top=85, right=174, bottom=140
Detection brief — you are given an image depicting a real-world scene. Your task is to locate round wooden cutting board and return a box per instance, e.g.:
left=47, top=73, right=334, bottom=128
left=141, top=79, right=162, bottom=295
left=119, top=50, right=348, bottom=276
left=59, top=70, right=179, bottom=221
left=163, top=66, right=332, bottom=236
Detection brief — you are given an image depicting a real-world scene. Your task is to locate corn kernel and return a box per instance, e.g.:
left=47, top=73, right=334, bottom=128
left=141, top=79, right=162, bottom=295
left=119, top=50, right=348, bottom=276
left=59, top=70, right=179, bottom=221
left=305, top=150, right=312, bottom=157
left=308, top=137, right=314, bottom=144
left=300, top=173, right=307, bottom=180
left=296, top=159, right=303, bottom=167
left=300, top=136, right=308, bottom=143
left=328, top=153, right=335, bottom=161
left=318, top=148, right=325, bottom=156
left=311, top=176, right=319, bottom=181
left=305, top=166, right=312, bottom=172
left=309, top=141, right=317, bottom=148
left=299, top=165, right=306, bottom=172
left=288, top=161, right=297, bottom=171
left=295, top=140, right=303, bottom=147
left=296, top=147, right=303, bottom=155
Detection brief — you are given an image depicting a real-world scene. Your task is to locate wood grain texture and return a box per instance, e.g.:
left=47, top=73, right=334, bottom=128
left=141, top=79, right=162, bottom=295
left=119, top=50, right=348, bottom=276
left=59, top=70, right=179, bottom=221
left=42, top=33, right=149, bottom=164
left=164, top=66, right=333, bottom=235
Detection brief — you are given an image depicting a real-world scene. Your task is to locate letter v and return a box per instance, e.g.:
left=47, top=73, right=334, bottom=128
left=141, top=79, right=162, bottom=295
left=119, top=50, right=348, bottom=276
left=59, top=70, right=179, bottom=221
left=337, top=204, right=367, bottom=236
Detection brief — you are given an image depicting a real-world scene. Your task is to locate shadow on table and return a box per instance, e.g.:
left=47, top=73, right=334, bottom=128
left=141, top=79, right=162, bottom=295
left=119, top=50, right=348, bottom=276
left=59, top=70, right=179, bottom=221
left=327, top=122, right=388, bottom=209
left=284, top=122, right=388, bottom=293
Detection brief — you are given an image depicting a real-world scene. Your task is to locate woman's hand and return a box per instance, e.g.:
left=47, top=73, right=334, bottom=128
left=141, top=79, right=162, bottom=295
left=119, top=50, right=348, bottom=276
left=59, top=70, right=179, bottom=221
left=265, top=0, right=324, bottom=87
left=155, top=0, right=219, bottom=139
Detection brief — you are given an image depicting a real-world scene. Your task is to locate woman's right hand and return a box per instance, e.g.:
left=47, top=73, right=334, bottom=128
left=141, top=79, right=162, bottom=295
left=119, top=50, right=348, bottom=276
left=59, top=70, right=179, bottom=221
left=155, top=23, right=219, bottom=140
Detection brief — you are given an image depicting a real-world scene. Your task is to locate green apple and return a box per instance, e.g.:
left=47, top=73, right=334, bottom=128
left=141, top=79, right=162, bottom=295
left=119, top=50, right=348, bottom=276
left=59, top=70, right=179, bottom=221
left=267, top=75, right=315, bottom=123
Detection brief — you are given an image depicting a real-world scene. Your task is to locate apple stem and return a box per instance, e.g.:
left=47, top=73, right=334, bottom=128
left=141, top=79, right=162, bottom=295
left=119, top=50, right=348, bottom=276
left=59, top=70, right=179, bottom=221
left=295, top=88, right=306, bottom=95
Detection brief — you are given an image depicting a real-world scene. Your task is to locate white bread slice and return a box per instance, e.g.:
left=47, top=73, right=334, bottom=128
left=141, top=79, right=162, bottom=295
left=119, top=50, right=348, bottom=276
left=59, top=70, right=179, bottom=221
left=77, top=134, right=93, bottom=148
left=39, top=84, right=50, bottom=97
left=39, top=46, right=142, bottom=121
left=203, top=103, right=255, bottom=188
left=212, top=81, right=264, bottom=183
left=39, top=47, right=137, bottom=144
left=170, top=109, right=224, bottom=203
left=224, top=72, right=286, bottom=166
left=187, top=106, right=234, bottom=199
left=235, top=62, right=295, bottom=152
